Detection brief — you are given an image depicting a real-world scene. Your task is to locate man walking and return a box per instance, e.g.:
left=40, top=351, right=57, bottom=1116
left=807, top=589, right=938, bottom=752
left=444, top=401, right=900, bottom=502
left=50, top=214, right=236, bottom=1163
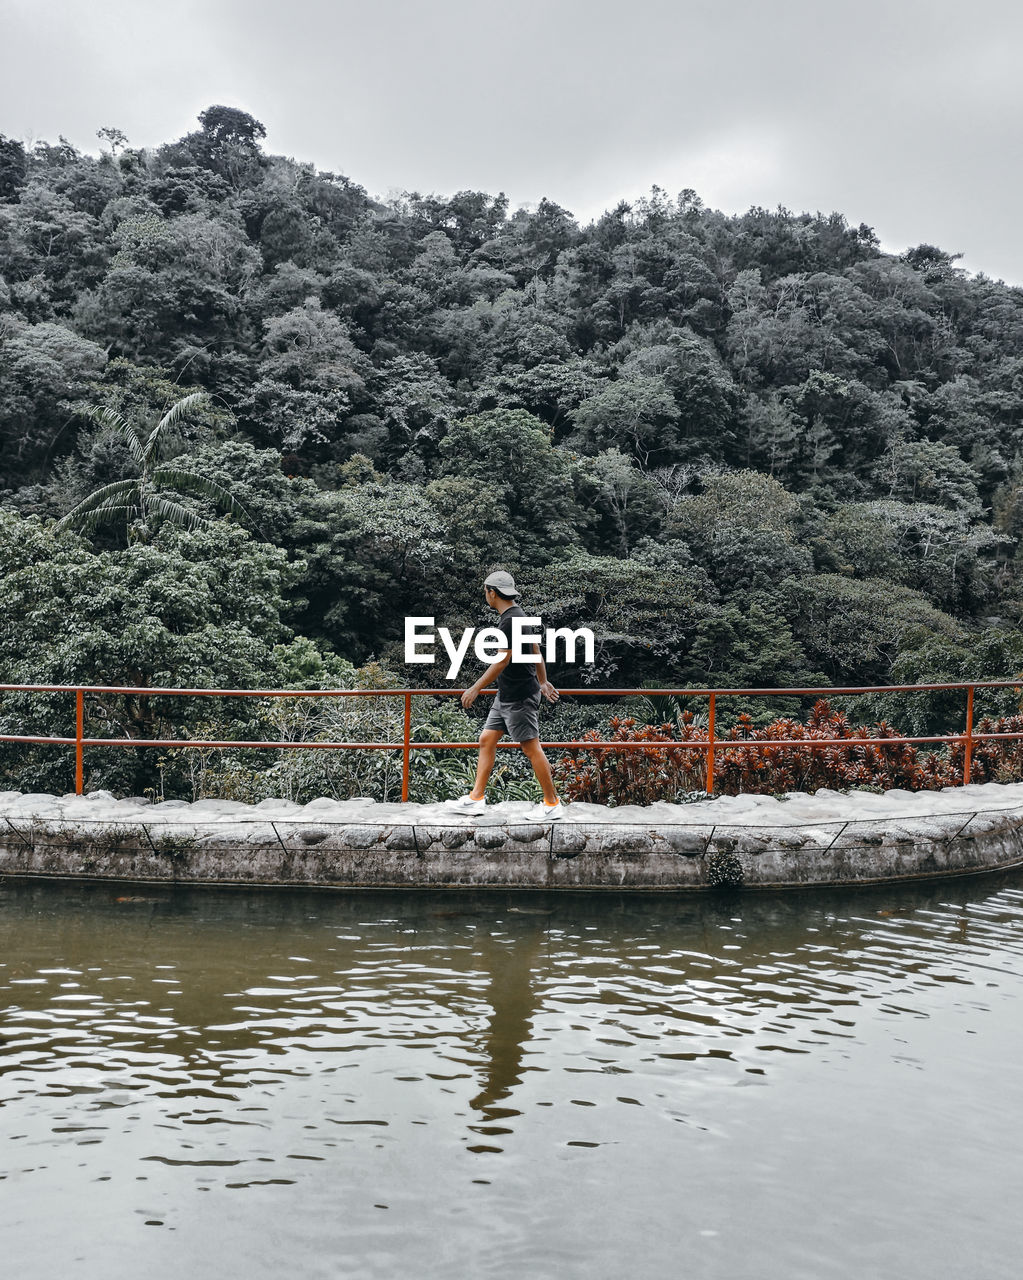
left=444, top=570, right=564, bottom=820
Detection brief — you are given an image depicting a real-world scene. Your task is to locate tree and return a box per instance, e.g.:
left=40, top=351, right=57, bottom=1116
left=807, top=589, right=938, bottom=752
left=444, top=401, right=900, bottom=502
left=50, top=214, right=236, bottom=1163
left=569, top=374, right=682, bottom=466
left=96, top=127, right=129, bottom=155
left=872, top=437, right=984, bottom=513
left=694, top=526, right=815, bottom=601
left=241, top=299, right=369, bottom=454
left=5, top=104, right=1023, bottom=729
left=669, top=468, right=801, bottom=536
left=436, top=408, right=582, bottom=565
left=517, top=547, right=712, bottom=685
left=403, top=189, right=509, bottom=255
left=78, top=207, right=260, bottom=368
left=573, top=448, right=663, bottom=555
left=781, top=573, right=964, bottom=684
left=859, top=627, right=1023, bottom=736
left=0, top=511, right=299, bottom=794
left=0, top=183, right=107, bottom=316
left=0, top=319, right=107, bottom=486
left=618, top=327, right=739, bottom=461
left=473, top=353, right=600, bottom=434
left=490, top=198, right=579, bottom=285
left=365, top=352, right=457, bottom=465
left=55, top=393, right=250, bottom=540
left=819, top=500, right=1001, bottom=614
left=163, top=107, right=268, bottom=188
left=25, top=358, right=235, bottom=523
left=197, top=106, right=266, bottom=149
left=0, top=133, right=27, bottom=200
left=322, top=474, right=458, bottom=661
left=681, top=602, right=824, bottom=723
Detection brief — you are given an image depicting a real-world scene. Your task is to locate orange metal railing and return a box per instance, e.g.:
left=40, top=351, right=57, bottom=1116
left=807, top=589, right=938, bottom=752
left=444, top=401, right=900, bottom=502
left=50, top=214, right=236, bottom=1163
left=1, top=680, right=1022, bottom=800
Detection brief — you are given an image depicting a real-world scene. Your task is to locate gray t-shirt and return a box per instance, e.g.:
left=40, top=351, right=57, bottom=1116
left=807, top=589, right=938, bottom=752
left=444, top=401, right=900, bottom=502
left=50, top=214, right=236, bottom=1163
left=496, top=604, right=541, bottom=701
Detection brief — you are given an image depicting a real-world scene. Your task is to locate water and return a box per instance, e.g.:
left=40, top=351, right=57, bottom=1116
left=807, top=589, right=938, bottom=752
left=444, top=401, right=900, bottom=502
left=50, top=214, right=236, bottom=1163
left=3, top=877, right=1023, bottom=1280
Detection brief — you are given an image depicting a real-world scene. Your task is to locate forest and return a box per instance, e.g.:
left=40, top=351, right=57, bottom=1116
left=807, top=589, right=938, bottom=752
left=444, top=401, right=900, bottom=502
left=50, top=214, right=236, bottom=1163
left=2, top=105, right=1023, bottom=802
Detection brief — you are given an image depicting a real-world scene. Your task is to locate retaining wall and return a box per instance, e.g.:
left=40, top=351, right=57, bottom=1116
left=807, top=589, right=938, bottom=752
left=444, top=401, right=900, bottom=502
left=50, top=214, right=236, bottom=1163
left=4, top=787, right=1023, bottom=891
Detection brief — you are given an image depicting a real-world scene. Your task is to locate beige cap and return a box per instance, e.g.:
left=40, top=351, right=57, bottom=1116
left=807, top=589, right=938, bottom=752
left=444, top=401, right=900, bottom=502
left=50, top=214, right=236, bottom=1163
left=484, top=570, right=520, bottom=597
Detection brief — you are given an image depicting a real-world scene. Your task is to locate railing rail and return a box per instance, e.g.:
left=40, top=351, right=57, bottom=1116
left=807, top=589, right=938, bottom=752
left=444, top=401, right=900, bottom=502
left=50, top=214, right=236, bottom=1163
left=1, top=679, right=1021, bottom=800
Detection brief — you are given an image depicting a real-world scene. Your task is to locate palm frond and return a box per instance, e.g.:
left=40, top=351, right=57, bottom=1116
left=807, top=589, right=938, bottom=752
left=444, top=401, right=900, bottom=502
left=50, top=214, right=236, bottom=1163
left=56, top=480, right=141, bottom=529
left=144, top=392, right=209, bottom=462
left=145, top=495, right=208, bottom=531
left=79, top=405, right=146, bottom=466
left=64, top=504, right=139, bottom=535
left=151, top=466, right=252, bottom=524
left=616, top=689, right=705, bottom=731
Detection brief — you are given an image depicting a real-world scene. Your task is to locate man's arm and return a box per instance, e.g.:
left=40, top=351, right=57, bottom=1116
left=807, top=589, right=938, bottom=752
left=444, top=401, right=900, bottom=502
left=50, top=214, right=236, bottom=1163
left=532, top=643, right=560, bottom=704
left=460, top=651, right=511, bottom=710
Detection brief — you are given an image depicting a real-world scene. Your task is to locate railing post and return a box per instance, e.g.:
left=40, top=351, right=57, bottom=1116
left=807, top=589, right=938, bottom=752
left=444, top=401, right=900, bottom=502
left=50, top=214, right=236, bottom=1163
left=963, top=683, right=974, bottom=785
left=401, top=691, right=412, bottom=802
left=706, top=693, right=716, bottom=795
left=75, top=688, right=84, bottom=795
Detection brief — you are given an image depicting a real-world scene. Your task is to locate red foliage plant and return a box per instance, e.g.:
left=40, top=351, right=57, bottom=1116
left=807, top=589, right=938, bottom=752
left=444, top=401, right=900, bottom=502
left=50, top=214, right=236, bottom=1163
left=948, top=714, right=1023, bottom=784
left=551, top=699, right=1022, bottom=806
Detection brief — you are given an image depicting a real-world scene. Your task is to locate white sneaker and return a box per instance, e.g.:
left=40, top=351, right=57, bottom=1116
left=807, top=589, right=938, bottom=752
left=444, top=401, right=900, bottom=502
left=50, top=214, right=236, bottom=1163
left=442, top=794, right=487, bottom=815
left=526, top=800, right=564, bottom=821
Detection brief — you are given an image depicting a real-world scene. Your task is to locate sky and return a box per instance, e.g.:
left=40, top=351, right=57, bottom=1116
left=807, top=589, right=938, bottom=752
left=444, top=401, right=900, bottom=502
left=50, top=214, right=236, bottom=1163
left=2, top=0, right=1022, bottom=282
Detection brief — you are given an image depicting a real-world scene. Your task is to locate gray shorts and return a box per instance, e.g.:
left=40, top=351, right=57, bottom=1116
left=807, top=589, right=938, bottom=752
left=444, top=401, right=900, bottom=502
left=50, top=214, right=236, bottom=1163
left=481, top=691, right=542, bottom=743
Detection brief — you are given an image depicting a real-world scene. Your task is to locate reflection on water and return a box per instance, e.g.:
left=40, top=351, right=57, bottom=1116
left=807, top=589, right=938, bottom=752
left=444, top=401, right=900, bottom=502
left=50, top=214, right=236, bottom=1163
left=3, top=878, right=1023, bottom=1279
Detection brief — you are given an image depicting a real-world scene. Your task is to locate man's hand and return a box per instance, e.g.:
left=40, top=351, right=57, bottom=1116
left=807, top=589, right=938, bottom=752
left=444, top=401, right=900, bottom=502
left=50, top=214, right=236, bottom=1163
left=460, top=685, right=480, bottom=710
left=540, top=680, right=560, bottom=704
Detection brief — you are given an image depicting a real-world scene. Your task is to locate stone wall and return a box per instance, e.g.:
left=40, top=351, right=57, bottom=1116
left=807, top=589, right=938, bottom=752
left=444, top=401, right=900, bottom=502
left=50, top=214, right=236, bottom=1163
left=3, top=788, right=1023, bottom=891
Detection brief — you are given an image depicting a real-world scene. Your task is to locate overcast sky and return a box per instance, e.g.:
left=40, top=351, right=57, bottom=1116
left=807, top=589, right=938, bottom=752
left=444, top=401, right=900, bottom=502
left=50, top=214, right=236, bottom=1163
left=3, top=0, right=1022, bottom=282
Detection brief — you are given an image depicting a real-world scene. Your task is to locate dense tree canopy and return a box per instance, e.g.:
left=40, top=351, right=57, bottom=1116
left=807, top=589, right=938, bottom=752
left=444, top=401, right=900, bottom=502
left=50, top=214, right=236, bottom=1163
left=2, top=106, right=1023, bottom=795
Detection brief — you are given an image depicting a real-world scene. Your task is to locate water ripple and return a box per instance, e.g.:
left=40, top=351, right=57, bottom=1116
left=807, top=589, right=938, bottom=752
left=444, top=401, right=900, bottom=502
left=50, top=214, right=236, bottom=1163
left=3, top=879, right=1023, bottom=1278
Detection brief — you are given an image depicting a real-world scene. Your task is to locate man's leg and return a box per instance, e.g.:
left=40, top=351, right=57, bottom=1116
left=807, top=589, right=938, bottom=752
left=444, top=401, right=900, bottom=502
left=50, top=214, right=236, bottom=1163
left=470, top=728, right=504, bottom=800
left=519, top=737, right=558, bottom=806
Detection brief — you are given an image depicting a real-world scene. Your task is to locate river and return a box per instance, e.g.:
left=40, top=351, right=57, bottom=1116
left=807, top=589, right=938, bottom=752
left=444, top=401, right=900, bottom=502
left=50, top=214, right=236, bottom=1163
left=3, top=876, right=1023, bottom=1279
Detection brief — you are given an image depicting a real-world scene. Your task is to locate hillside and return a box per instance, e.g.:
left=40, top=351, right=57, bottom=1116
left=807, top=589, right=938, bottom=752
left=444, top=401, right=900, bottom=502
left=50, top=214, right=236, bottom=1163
left=2, top=105, right=1022, bottom=797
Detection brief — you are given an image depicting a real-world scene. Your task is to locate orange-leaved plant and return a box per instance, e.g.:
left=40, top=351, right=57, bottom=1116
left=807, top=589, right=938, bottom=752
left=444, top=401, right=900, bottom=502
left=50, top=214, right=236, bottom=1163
left=551, top=700, right=1002, bottom=805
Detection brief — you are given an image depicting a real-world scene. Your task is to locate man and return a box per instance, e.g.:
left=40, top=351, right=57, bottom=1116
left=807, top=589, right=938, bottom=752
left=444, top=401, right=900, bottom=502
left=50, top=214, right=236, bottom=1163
left=443, top=569, right=564, bottom=820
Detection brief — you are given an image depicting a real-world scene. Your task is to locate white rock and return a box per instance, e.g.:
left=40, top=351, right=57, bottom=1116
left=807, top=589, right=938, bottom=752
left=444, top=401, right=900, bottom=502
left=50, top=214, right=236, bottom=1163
left=2, top=782, right=1023, bottom=846
left=189, top=799, right=250, bottom=814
